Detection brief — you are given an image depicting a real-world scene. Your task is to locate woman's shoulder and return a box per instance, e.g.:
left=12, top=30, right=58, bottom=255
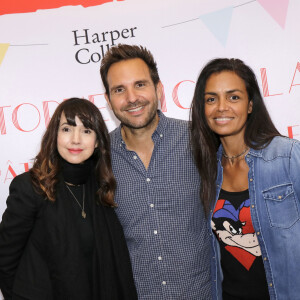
left=9, top=171, right=44, bottom=202
left=261, top=136, right=300, bottom=158
left=10, top=171, right=32, bottom=189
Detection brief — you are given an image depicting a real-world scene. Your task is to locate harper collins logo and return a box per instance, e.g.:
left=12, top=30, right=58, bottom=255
left=72, top=27, right=138, bottom=64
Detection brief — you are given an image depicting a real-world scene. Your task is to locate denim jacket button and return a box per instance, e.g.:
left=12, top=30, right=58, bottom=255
left=250, top=178, right=253, bottom=182
left=269, top=283, right=273, bottom=287
left=257, top=232, right=260, bottom=235
left=251, top=205, right=255, bottom=208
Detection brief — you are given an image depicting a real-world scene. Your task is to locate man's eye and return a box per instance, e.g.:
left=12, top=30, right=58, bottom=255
left=114, top=87, right=124, bottom=94
left=136, top=82, right=145, bottom=88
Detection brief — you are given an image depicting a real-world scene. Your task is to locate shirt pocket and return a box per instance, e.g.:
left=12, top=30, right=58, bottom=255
left=262, top=183, right=300, bottom=229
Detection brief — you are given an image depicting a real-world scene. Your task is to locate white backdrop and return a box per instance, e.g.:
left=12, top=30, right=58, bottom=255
left=0, top=1, right=299, bottom=295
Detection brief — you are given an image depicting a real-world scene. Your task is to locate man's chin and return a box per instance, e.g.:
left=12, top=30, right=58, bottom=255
left=122, top=115, right=158, bottom=130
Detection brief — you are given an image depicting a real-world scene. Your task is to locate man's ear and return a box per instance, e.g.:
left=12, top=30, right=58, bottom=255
left=156, top=81, right=163, bottom=100
left=104, top=93, right=112, bottom=110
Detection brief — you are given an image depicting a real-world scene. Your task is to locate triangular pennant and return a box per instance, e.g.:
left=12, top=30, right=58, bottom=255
left=257, top=0, right=289, bottom=29
left=199, top=6, right=234, bottom=47
left=0, top=43, right=10, bottom=66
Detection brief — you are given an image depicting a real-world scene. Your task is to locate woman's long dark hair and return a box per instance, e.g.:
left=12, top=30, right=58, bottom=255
left=190, top=58, right=280, bottom=215
left=30, top=98, right=116, bottom=206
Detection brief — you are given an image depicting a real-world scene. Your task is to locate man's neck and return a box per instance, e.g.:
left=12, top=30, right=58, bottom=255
left=121, top=113, right=159, bottom=169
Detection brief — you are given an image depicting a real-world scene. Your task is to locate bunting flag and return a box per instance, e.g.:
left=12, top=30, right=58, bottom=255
left=257, top=0, right=289, bottom=29
left=0, top=43, right=9, bottom=66
left=199, top=6, right=234, bottom=47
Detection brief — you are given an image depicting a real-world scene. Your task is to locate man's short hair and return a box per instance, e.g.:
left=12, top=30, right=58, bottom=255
left=100, top=44, right=160, bottom=96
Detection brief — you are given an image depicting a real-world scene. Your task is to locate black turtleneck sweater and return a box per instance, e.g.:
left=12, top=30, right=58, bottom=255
left=61, top=158, right=95, bottom=290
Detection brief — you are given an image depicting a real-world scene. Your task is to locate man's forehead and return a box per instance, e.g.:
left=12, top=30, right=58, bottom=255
left=107, top=58, right=152, bottom=86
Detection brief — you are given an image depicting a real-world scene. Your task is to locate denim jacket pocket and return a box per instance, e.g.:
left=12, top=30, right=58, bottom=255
left=262, top=183, right=300, bottom=229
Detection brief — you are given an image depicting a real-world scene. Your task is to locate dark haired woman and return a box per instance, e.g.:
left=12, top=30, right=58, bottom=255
left=0, top=98, right=137, bottom=300
left=191, top=59, right=300, bottom=300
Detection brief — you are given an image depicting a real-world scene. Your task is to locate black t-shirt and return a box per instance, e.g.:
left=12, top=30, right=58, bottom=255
left=212, top=189, right=270, bottom=300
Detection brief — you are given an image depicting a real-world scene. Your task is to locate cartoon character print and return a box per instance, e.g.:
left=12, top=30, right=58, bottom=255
left=211, top=198, right=261, bottom=270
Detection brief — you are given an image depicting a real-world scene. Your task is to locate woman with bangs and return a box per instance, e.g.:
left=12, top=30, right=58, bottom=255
left=0, top=98, right=137, bottom=300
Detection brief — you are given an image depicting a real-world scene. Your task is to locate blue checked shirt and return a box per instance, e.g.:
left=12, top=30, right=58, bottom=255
left=110, top=111, right=212, bottom=300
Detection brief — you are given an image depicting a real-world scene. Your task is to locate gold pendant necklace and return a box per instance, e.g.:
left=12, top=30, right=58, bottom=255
left=65, top=184, right=86, bottom=219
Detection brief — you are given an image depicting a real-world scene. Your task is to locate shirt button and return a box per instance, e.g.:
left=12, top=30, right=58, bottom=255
left=257, top=232, right=260, bottom=235
left=250, top=178, right=253, bottom=182
left=158, top=256, right=162, bottom=260
left=162, top=281, right=166, bottom=285
left=154, top=230, right=158, bottom=234
left=133, top=155, right=137, bottom=160
left=150, top=203, right=154, bottom=208
left=160, top=134, right=163, bottom=138
left=146, top=178, right=151, bottom=182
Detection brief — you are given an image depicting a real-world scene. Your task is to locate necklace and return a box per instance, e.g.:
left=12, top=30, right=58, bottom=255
left=222, top=147, right=249, bottom=163
left=65, top=184, right=86, bottom=219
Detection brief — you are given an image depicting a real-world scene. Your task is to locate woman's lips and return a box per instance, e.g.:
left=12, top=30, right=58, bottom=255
left=214, top=117, right=233, bottom=124
left=68, top=148, right=83, bottom=154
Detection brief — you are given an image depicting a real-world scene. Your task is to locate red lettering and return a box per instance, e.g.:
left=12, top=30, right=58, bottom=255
left=12, top=103, right=41, bottom=132
left=21, top=162, right=30, bottom=172
left=260, top=68, right=283, bottom=97
left=0, top=106, right=11, bottom=135
left=287, top=125, right=299, bottom=139
left=159, top=84, right=167, bottom=112
left=42, top=101, right=60, bottom=127
left=88, top=93, right=106, bottom=108
left=4, top=165, right=17, bottom=183
left=172, top=80, right=195, bottom=109
left=289, top=62, right=300, bottom=93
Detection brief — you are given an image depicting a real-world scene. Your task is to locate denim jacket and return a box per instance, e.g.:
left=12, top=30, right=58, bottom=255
left=210, top=136, right=300, bottom=300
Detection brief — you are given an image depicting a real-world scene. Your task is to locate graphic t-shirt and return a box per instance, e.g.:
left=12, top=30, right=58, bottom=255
left=212, top=189, right=270, bottom=300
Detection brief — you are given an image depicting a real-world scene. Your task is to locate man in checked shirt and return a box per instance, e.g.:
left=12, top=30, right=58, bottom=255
left=100, top=44, right=212, bottom=300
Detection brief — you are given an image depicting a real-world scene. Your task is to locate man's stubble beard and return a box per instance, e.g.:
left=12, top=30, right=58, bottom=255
left=117, top=98, right=158, bottom=130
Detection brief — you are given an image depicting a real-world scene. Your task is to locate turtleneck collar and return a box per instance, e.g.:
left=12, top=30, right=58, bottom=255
left=61, top=156, right=94, bottom=185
